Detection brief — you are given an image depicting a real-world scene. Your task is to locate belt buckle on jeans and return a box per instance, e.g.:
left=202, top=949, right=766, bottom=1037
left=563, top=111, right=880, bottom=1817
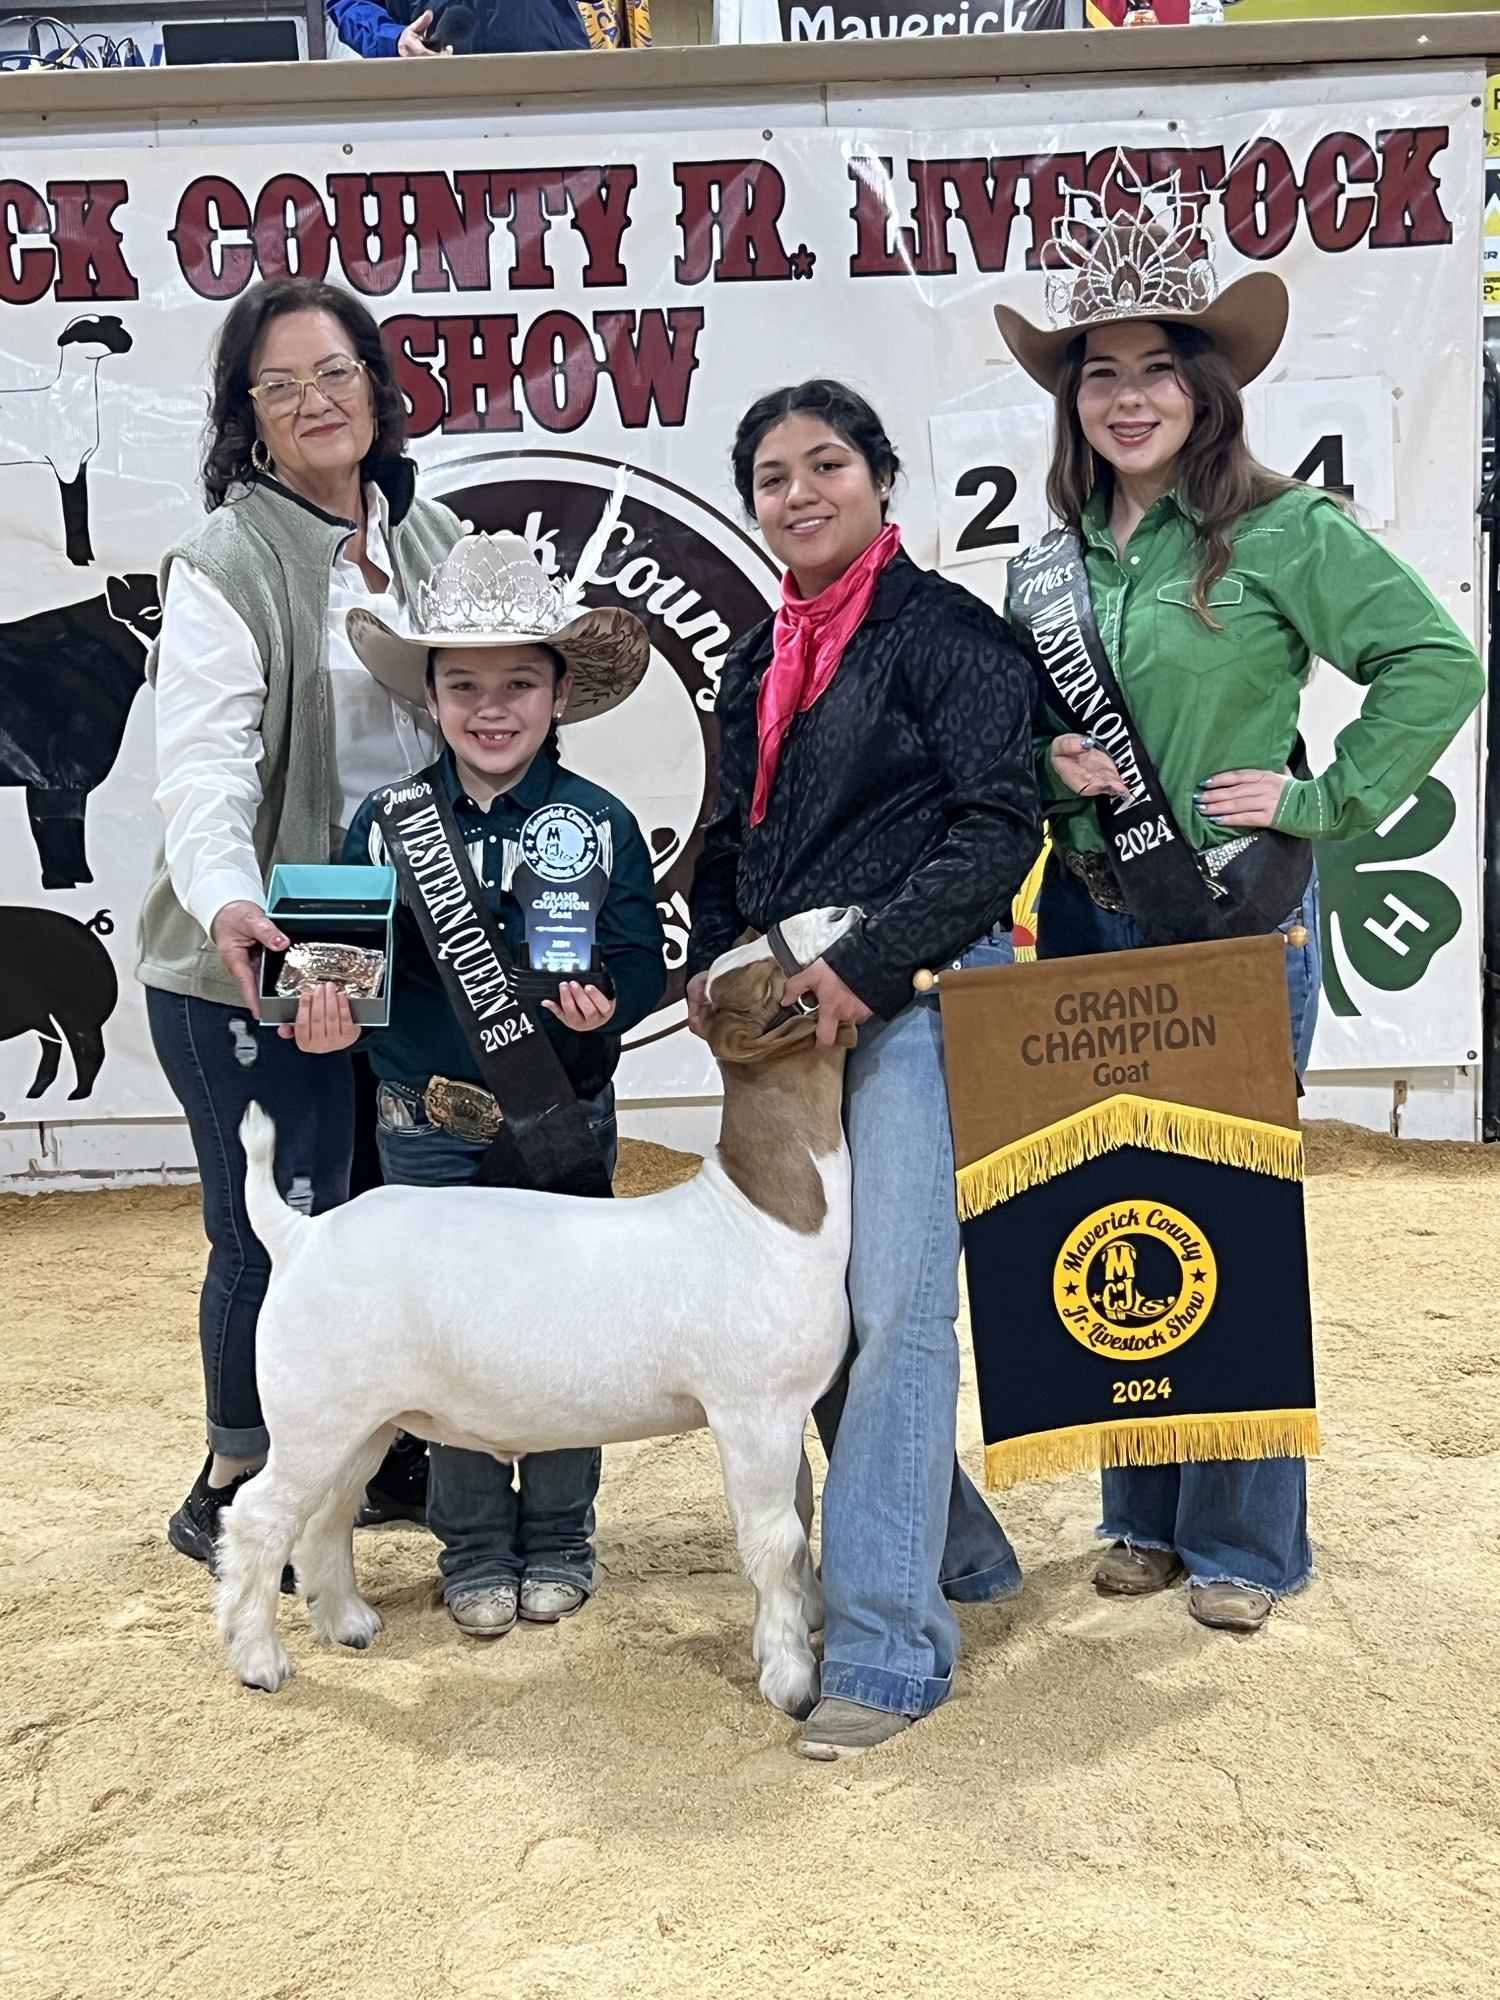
left=424, top=1075, right=503, bottom=1144
left=1063, top=848, right=1131, bottom=916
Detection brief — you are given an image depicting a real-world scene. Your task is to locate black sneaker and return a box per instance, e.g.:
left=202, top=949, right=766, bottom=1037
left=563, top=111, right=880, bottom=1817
left=356, top=1432, right=429, bottom=1528
left=167, top=1455, right=297, bottom=1594
left=168, top=1454, right=255, bottom=1567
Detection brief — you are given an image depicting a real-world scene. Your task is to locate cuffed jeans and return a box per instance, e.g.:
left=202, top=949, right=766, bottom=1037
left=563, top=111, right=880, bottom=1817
left=374, top=1078, right=616, bottom=1599
left=146, top=987, right=355, bottom=1458
left=815, top=926, right=1023, bottom=1720
left=1037, top=857, right=1321, bottom=1598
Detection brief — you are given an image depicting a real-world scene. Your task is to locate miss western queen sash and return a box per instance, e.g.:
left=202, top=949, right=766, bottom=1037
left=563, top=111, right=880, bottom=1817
left=940, top=934, right=1319, bottom=1486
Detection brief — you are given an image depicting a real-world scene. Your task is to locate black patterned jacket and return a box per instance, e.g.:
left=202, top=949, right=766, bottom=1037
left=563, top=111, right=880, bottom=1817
left=687, top=549, right=1043, bottom=1021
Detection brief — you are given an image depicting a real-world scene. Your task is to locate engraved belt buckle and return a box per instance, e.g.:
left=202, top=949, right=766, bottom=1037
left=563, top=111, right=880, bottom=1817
left=424, top=1075, right=503, bottom=1144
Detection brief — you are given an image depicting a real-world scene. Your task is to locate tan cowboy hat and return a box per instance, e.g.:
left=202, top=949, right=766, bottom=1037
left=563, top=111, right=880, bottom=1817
left=994, top=155, right=1289, bottom=393
left=347, top=472, right=649, bottom=725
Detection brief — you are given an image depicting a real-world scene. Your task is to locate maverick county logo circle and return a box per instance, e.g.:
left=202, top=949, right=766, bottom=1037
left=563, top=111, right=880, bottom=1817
left=1052, top=1199, right=1218, bottom=1360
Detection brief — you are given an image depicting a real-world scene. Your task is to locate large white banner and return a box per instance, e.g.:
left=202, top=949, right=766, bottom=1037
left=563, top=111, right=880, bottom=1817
left=0, top=76, right=1482, bottom=1133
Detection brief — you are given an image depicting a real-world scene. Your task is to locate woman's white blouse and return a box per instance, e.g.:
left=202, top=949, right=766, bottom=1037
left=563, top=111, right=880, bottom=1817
left=152, top=483, right=437, bottom=938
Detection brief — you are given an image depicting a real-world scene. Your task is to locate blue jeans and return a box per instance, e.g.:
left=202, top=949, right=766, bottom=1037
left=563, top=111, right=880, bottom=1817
left=146, top=986, right=355, bottom=1458
left=816, top=926, right=1023, bottom=1720
left=374, top=1078, right=616, bottom=1599
left=1037, top=857, right=1320, bottom=1598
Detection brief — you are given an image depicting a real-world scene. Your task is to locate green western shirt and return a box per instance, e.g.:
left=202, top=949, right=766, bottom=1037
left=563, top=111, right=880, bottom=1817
left=1034, top=485, right=1484, bottom=855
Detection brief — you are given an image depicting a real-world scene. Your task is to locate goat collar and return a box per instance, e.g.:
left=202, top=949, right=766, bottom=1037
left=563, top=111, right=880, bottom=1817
left=761, top=920, right=820, bottom=1036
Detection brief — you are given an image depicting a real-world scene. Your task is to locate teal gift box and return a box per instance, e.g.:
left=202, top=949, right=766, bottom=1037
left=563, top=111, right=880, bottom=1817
left=258, top=864, right=398, bottom=1028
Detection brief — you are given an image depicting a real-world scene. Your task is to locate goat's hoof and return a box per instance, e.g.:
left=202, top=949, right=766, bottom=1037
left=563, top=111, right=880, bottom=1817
left=313, top=1598, right=383, bottom=1651
left=761, top=1655, right=819, bottom=1719
left=232, top=1640, right=294, bottom=1693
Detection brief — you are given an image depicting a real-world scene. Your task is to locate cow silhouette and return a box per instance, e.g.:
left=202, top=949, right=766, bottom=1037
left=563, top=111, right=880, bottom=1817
left=0, top=573, right=160, bottom=888
left=0, top=907, right=117, bottom=1100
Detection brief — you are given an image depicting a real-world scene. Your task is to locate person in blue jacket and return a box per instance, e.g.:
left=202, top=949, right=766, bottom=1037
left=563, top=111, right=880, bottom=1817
left=287, top=530, right=665, bottom=1641
left=327, top=0, right=589, bottom=58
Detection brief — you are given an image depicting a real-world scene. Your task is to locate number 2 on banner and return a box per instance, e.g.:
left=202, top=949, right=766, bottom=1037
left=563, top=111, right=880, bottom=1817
left=954, top=466, right=1020, bottom=551
left=1113, top=1378, right=1173, bottom=1404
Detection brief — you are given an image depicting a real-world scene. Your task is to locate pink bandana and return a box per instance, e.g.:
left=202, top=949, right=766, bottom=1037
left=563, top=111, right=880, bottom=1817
left=749, top=522, right=902, bottom=828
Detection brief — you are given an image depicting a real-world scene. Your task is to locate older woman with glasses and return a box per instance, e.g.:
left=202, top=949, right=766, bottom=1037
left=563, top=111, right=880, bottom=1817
left=138, top=276, right=461, bottom=1572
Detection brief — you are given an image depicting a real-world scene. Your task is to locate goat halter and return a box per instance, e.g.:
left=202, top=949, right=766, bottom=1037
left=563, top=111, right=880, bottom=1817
left=760, top=920, right=820, bottom=1037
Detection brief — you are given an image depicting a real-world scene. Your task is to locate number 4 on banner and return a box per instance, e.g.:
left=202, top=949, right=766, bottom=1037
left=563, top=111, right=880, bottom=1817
left=1243, top=377, right=1396, bottom=526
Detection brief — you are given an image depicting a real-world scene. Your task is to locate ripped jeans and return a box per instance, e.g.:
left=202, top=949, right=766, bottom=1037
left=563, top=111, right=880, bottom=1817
left=147, top=987, right=355, bottom=1458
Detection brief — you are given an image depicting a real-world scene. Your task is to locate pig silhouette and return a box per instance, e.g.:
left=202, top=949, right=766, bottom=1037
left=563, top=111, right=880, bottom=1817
left=0, top=907, right=117, bottom=1099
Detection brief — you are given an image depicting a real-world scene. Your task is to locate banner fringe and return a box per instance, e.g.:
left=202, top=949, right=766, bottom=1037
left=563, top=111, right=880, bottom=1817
left=957, top=1095, right=1303, bottom=1218
left=984, top=1409, right=1322, bottom=1490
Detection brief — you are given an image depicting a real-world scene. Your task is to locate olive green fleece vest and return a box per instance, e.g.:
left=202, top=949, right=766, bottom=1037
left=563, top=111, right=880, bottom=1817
left=136, top=475, right=459, bottom=1007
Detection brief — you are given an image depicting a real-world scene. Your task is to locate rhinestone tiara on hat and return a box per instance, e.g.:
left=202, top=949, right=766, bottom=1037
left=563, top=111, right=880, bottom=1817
left=412, top=464, right=629, bottom=641
left=1044, top=152, right=1217, bottom=332
left=414, top=532, right=568, bottom=638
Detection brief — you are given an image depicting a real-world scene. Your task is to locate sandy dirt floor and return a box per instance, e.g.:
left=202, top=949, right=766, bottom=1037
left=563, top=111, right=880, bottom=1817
left=3, top=1125, right=1499, bottom=2000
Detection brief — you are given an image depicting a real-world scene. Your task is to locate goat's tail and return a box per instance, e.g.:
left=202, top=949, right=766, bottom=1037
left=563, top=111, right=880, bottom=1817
left=238, top=1103, right=307, bottom=1268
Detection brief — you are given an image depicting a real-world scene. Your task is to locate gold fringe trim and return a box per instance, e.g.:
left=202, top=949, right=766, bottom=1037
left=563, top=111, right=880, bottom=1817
left=985, top=1408, right=1322, bottom=1490
left=956, top=1094, right=1302, bottom=1219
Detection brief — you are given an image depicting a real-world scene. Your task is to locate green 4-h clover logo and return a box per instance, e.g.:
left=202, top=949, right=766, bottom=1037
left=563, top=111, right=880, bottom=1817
left=1317, top=776, right=1462, bottom=1017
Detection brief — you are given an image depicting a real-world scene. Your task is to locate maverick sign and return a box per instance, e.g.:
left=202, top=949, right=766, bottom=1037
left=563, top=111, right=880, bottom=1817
left=938, top=934, right=1319, bottom=1488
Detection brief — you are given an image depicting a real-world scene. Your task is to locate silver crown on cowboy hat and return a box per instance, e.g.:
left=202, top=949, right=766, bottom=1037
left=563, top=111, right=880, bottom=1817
left=347, top=466, right=649, bottom=724
left=994, top=153, right=1289, bottom=393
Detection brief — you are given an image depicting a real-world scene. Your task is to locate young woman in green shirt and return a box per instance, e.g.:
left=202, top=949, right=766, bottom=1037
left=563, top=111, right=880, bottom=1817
left=997, top=183, right=1483, bottom=1634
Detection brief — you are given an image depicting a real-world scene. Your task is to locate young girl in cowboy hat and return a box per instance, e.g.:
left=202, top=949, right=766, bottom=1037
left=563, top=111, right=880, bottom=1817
left=288, top=524, right=666, bottom=1639
left=997, top=161, right=1482, bottom=1634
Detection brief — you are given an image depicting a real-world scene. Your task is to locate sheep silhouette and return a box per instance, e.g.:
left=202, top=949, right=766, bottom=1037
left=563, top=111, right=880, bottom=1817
left=0, top=907, right=118, bottom=1100
left=0, top=573, right=160, bottom=888
left=0, top=314, right=133, bottom=564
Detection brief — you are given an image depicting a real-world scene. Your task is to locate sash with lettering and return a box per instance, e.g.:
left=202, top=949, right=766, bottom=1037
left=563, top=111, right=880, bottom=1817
left=940, top=935, right=1318, bottom=1486
left=374, top=765, right=612, bottom=1200
left=1009, top=529, right=1312, bottom=946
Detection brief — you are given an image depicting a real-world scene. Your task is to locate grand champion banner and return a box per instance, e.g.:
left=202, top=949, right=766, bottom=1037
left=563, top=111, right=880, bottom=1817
left=940, top=935, right=1318, bottom=1486
left=0, top=73, right=1482, bottom=1144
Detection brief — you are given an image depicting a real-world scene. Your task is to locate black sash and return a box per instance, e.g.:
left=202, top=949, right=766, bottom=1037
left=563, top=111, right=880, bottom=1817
left=1010, top=529, right=1312, bottom=947
left=373, top=764, right=613, bottom=1199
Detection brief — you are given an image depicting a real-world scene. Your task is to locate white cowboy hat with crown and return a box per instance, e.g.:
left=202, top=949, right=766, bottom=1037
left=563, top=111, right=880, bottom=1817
left=348, top=466, right=650, bottom=726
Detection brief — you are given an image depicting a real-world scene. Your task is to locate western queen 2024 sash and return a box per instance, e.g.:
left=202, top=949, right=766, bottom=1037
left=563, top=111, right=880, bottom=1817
left=941, top=933, right=1319, bottom=1486
left=374, top=765, right=612, bottom=1200
left=1009, top=528, right=1312, bottom=945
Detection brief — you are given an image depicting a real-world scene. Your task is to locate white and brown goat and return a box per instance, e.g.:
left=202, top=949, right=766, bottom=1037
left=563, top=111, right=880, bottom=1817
left=215, top=908, right=858, bottom=1715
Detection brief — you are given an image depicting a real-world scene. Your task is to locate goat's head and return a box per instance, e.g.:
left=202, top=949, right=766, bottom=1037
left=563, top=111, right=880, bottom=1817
left=702, top=907, right=862, bottom=1066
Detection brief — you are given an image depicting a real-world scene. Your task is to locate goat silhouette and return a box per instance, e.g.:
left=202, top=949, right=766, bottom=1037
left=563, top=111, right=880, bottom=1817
left=0, top=314, right=134, bottom=564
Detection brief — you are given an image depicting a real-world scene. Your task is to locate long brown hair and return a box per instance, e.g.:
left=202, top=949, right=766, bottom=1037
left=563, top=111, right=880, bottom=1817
left=1046, top=321, right=1296, bottom=624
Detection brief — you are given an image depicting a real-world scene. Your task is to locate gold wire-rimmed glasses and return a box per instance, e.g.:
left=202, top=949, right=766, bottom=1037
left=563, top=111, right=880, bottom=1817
left=248, top=358, right=368, bottom=417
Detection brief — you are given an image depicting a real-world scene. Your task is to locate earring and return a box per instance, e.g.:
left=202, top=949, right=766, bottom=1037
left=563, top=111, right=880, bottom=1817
left=251, top=439, right=274, bottom=475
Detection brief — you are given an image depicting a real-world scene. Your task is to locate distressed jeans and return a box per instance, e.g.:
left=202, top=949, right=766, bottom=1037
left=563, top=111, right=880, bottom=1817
left=375, top=1079, right=616, bottom=1599
left=815, top=926, right=1023, bottom=1720
left=146, top=987, right=355, bottom=1458
left=1037, top=857, right=1321, bottom=1598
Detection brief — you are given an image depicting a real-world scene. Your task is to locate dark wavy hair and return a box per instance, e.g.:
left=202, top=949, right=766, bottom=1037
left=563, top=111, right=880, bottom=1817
left=1047, top=321, right=1299, bottom=626
left=200, top=278, right=409, bottom=511
left=731, top=379, right=901, bottom=517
